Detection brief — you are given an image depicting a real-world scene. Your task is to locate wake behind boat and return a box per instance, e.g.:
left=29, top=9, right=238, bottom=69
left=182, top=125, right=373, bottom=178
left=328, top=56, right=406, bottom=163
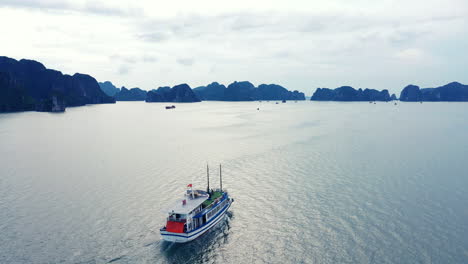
left=160, top=165, right=234, bottom=243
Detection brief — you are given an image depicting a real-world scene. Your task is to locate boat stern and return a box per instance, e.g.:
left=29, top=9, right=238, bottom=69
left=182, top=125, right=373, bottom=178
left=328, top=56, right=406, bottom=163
left=160, top=229, right=190, bottom=243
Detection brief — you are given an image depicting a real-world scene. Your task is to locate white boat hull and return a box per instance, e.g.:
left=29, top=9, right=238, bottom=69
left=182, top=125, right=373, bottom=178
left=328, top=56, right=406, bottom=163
left=161, top=199, right=232, bottom=243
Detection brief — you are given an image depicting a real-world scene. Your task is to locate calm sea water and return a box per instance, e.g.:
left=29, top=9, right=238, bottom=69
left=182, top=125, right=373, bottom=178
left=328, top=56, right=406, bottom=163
left=1, top=101, right=468, bottom=263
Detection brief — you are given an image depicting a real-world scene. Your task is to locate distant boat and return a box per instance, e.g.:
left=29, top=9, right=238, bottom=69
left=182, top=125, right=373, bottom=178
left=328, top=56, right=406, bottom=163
left=282, top=100, right=286, bottom=103
left=160, top=165, right=233, bottom=243
left=165, top=105, right=176, bottom=109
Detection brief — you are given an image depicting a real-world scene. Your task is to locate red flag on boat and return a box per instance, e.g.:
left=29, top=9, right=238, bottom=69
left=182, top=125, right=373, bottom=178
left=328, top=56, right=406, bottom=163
left=187, top=184, right=192, bottom=187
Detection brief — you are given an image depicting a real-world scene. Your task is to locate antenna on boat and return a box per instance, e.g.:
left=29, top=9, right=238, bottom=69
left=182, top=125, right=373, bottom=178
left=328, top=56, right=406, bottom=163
left=206, top=164, right=210, bottom=193
left=219, top=164, right=223, bottom=192
left=191, top=174, right=194, bottom=199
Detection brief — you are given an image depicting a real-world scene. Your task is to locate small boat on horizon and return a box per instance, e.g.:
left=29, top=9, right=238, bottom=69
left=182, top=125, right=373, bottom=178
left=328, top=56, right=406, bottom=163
left=160, top=165, right=233, bottom=243
left=165, top=105, right=176, bottom=109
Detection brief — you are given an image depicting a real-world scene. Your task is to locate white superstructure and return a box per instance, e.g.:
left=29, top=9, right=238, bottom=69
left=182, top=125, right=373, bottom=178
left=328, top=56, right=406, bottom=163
left=160, top=165, right=233, bottom=243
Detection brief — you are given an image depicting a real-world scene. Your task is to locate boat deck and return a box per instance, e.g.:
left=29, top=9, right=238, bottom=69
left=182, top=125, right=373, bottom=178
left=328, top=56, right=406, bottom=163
left=202, top=191, right=223, bottom=208
left=168, top=192, right=209, bottom=214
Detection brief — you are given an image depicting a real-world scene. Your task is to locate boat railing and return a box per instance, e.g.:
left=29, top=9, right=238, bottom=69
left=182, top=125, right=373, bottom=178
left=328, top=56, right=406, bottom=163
left=167, top=217, right=186, bottom=223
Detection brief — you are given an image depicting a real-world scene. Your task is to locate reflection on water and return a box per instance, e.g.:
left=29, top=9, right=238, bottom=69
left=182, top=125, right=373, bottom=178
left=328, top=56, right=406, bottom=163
left=1, top=101, right=468, bottom=263
left=161, top=214, right=233, bottom=264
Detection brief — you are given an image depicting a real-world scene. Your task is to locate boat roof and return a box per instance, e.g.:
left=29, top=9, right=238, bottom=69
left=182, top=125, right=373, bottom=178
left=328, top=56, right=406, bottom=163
left=167, top=190, right=209, bottom=214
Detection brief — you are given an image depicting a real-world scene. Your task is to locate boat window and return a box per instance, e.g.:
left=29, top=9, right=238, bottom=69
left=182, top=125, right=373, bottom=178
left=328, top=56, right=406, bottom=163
left=205, top=197, right=228, bottom=220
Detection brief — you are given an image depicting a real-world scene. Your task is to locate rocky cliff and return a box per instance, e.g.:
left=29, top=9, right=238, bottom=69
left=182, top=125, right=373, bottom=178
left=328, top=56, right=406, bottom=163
left=224, top=81, right=256, bottom=101
left=193, top=82, right=226, bottom=100
left=311, top=86, right=391, bottom=101
left=146, top=84, right=200, bottom=103
left=400, top=82, right=468, bottom=101
left=255, top=84, right=305, bottom=100
left=193, top=81, right=305, bottom=101
left=399, top=85, right=421, bottom=101
left=98, top=81, right=120, bottom=96
left=114, top=87, right=147, bottom=101
left=0, top=56, right=115, bottom=112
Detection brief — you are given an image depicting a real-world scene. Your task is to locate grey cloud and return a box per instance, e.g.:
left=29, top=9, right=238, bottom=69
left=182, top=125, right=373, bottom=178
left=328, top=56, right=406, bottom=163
left=273, top=51, right=292, bottom=58
left=0, top=0, right=143, bottom=17
left=130, top=10, right=467, bottom=70
left=118, top=65, right=132, bottom=75
left=177, top=58, right=194, bottom=66
left=142, top=55, right=158, bottom=63
left=83, top=1, right=142, bottom=16
left=388, top=30, right=429, bottom=45
left=416, top=14, right=467, bottom=24
left=134, top=12, right=398, bottom=42
left=123, top=58, right=137, bottom=64
left=109, top=54, right=120, bottom=61
left=300, top=21, right=326, bottom=33
left=0, top=0, right=72, bottom=11
left=385, top=15, right=467, bottom=45
left=110, top=54, right=157, bottom=64
left=226, top=13, right=275, bottom=31
left=138, top=32, right=170, bottom=42
left=109, top=54, right=137, bottom=64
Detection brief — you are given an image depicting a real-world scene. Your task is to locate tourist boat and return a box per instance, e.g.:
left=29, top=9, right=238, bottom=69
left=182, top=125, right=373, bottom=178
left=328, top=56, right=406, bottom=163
left=160, top=165, right=234, bottom=243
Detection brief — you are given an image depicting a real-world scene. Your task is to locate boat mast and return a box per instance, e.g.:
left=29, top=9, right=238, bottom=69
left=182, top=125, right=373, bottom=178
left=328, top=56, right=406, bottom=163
left=207, top=164, right=210, bottom=193
left=219, top=164, right=223, bottom=191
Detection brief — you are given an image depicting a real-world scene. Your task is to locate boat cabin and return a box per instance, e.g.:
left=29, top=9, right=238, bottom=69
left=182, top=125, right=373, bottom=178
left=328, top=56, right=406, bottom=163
left=163, top=189, right=228, bottom=233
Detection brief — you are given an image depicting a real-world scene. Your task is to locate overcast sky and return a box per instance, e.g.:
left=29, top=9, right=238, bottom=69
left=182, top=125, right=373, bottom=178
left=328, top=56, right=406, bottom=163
left=1, top=0, right=467, bottom=95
